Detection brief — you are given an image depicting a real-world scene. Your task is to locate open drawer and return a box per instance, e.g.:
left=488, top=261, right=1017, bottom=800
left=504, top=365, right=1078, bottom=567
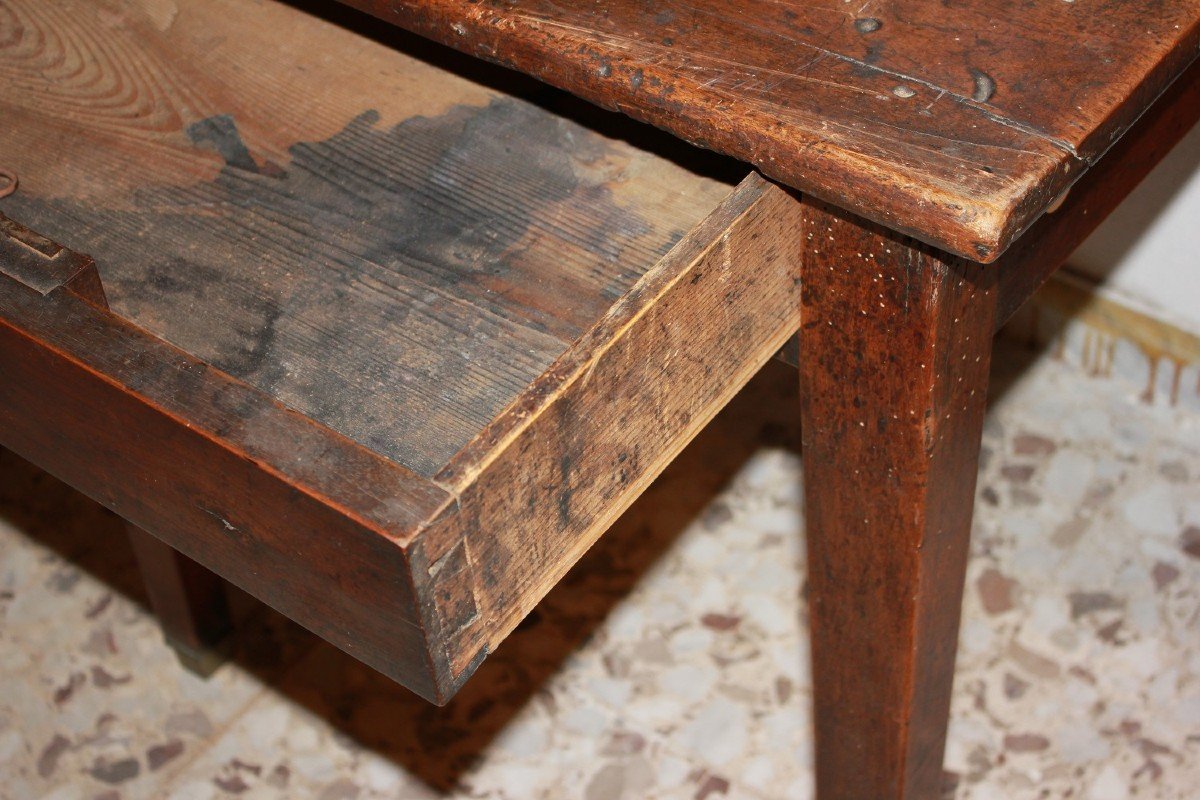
left=0, top=0, right=802, bottom=702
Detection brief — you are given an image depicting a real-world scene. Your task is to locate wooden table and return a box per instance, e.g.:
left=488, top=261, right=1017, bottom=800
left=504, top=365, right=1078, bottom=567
left=1, top=1, right=1197, bottom=797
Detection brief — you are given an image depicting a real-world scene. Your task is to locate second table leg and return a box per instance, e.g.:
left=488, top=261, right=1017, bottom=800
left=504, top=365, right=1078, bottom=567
left=127, top=524, right=233, bottom=676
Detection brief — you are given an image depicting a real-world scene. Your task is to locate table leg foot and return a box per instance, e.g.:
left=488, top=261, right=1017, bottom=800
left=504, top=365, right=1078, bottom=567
left=126, top=524, right=233, bottom=677
left=797, top=201, right=997, bottom=799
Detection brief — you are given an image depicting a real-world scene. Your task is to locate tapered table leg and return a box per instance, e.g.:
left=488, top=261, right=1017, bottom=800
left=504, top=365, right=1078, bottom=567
left=798, top=201, right=997, bottom=799
left=126, top=524, right=233, bottom=675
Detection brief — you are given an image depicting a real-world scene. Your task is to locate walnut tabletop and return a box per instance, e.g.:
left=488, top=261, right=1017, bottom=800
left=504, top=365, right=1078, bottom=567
left=342, top=0, right=1200, bottom=260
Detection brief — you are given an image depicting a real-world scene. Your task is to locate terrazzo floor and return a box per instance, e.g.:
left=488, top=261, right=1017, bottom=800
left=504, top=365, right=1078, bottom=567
left=1, top=337, right=1198, bottom=800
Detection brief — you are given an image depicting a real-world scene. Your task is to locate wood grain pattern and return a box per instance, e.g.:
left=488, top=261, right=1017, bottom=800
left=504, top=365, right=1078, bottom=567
left=342, top=0, right=1200, bottom=261
left=0, top=173, right=803, bottom=702
left=0, top=0, right=808, bottom=703
left=0, top=273, right=453, bottom=700
left=415, top=176, right=803, bottom=683
left=798, top=201, right=996, bottom=798
left=0, top=0, right=733, bottom=475
left=5, top=2, right=1193, bottom=773
left=994, top=56, right=1200, bottom=328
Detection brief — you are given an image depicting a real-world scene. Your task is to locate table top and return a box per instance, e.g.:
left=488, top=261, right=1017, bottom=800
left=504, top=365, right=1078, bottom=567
left=344, top=0, right=1200, bottom=261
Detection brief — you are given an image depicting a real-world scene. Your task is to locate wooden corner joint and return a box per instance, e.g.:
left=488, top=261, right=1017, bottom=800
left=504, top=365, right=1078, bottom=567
left=425, top=537, right=483, bottom=640
left=0, top=212, right=108, bottom=309
left=409, top=534, right=489, bottom=703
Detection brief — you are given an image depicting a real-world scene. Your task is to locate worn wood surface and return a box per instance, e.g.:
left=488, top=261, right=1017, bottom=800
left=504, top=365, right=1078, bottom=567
left=0, top=175, right=801, bottom=702
left=994, top=56, right=1200, bottom=328
left=0, top=211, right=106, bottom=307
left=0, top=269, right=453, bottom=699
left=5, top=10, right=1196, bottom=792
left=0, top=214, right=230, bottom=672
left=341, top=0, right=1200, bottom=261
left=798, top=201, right=997, bottom=798
left=415, top=177, right=803, bottom=682
left=0, top=0, right=734, bottom=476
left=0, top=0, right=809, bottom=702
left=773, top=54, right=1200, bottom=374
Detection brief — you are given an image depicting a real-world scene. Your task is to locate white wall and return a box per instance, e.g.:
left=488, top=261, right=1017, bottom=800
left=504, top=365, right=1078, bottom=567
left=1070, top=120, right=1200, bottom=334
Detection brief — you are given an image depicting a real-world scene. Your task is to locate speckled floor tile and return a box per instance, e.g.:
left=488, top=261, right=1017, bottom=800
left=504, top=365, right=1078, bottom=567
left=1, top=338, right=1197, bottom=799
left=944, top=339, right=1200, bottom=800
left=0, top=454, right=320, bottom=800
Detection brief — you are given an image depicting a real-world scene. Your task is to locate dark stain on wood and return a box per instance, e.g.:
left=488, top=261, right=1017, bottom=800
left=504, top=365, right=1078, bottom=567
left=186, top=116, right=263, bottom=175
left=418, top=179, right=803, bottom=680
left=1, top=0, right=736, bottom=476
left=970, top=68, right=997, bottom=103
left=1, top=0, right=770, bottom=705
left=4, top=97, right=699, bottom=475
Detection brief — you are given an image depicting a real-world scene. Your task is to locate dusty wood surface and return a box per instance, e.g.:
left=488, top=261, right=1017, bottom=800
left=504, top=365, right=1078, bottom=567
left=342, top=0, right=1200, bottom=261
left=0, top=0, right=807, bottom=702
left=415, top=177, right=803, bottom=683
left=0, top=272, right=453, bottom=699
left=0, top=0, right=734, bottom=476
left=798, top=200, right=997, bottom=799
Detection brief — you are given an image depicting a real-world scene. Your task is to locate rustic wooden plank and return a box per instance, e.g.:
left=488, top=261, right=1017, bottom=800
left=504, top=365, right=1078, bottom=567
left=0, top=0, right=734, bottom=476
left=798, top=200, right=996, bottom=798
left=0, top=0, right=814, bottom=704
left=0, top=212, right=233, bottom=673
left=995, top=57, right=1200, bottom=329
left=0, top=169, right=803, bottom=704
left=0, top=273, right=453, bottom=700
left=339, top=0, right=1200, bottom=261
left=409, top=175, right=804, bottom=687
left=0, top=170, right=803, bottom=702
